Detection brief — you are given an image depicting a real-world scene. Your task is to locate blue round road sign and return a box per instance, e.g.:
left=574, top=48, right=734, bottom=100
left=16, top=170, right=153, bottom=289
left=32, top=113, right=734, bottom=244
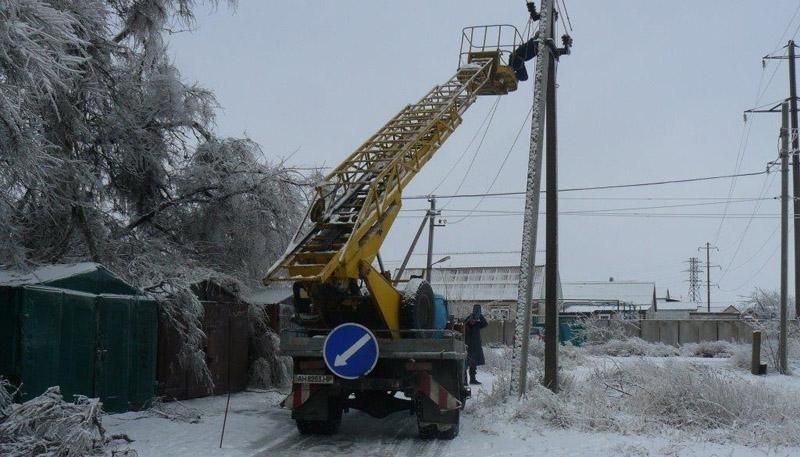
left=323, top=323, right=380, bottom=379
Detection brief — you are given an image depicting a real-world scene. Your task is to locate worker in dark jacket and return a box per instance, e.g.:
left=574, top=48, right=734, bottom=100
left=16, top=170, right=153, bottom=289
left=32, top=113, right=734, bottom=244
left=464, top=304, right=488, bottom=385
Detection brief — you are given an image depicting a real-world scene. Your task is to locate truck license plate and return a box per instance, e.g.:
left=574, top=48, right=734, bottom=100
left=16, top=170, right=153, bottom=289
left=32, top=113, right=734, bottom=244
left=294, top=374, right=334, bottom=384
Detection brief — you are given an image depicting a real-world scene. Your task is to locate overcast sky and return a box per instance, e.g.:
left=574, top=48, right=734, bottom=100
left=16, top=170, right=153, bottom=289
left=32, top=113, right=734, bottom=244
left=170, top=1, right=800, bottom=306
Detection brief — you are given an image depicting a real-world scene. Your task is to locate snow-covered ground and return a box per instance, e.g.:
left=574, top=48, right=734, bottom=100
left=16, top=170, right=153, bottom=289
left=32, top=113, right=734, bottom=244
left=105, top=356, right=800, bottom=457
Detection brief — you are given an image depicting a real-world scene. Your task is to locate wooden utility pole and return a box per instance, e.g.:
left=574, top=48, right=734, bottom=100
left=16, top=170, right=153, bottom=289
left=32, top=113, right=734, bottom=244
left=543, top=44, right=559, bottom=392
left=780, top=102, right=789, bottom=374
left=789, top=42, right=800, bottom=319
left=706, top=243, right=711, bottom=311
left=511, top=0, right=554, bottom=398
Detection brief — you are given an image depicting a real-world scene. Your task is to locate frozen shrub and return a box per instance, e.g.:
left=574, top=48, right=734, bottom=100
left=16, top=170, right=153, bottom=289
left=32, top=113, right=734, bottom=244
left=572, top=360, right=800, bottom=446
left=580, top=315, right=640, bottom=344
left=587, top=337, right=678, bottom=357
left=0, top=378, right=14, bottom=411
left=145, top=397, right=201, bottom=423
left=679, top=341, right=735, bottom=358
left=249, top=307, right=291, bottom=388
left=559, top=343, right=587, bottom=369
left=0, top=387, right=109, bottom=457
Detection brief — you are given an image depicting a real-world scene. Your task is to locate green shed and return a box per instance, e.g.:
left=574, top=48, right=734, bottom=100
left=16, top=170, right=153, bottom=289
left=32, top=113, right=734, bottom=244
left=0, top=263, right=158, bottom=412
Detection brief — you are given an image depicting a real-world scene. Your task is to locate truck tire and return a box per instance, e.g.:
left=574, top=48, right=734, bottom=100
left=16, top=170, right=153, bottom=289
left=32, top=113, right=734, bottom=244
left=401, top=279, right=436, bottom=335
left=415, top=394, right=459, bottom=440
left=296, top=399, right=342, bottom=435
left=437, top=412, right=459, bottom=440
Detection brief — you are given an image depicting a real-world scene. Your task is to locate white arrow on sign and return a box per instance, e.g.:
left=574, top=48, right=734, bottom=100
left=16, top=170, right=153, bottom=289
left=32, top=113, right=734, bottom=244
left=334, top=334, right=372, bottom=367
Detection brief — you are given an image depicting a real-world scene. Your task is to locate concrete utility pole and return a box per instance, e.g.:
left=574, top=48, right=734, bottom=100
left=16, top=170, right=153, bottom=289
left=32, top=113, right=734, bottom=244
left=698, top=243, right=718, bottom=312
left=394, top=212, right=431, bottom=286
left=780, top=102, right=789, bottom=374
left=511, top=0, right=555, bottom=398
left=425, top=197, right=442, bottom=283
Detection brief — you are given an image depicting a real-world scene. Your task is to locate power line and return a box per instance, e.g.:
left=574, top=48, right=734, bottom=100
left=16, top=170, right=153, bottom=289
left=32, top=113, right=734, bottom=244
left=713, top=116, right=754, bottom=245
left=719, top=167, right=778, bottom=282
left=558, top=0, right=573, bottom=31
left=779, top=2, right=800, bottom=48
left=726, top=227, right=779, bottom=272
left=429, top=97, right=501, bottom=194
left=448, top=105, right=533, bottom=224
left=401, top=197, right=773, bottom=215
left=403, top=169, right=769, bottom=200
left=720, top=242, right=780, bottom=293
left=443, top=96, right=502, bottom=200
left=397, top=212, right=782, bottom=220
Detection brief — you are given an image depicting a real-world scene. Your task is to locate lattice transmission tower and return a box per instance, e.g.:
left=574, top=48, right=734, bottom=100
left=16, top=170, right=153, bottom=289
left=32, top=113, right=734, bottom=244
left=686, top=257, right=703, bottom=303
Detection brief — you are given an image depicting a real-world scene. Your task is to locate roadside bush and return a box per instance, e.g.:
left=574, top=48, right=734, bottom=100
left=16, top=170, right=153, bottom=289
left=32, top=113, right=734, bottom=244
left=679, top=341, right=735, bottom=358
left=580, top=315, right=640, bottom=344
left=586, top=337, right=678, bottom=357
left=0, top=386, right=123, bottom=457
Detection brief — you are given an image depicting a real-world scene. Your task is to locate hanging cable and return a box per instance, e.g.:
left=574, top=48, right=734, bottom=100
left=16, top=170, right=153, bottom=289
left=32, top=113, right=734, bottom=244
left=442, top=96, right=502, bottom=207
left=447, top=105, right=533, bottom=224
left=404, top=169, right=769, bottom=200
left=429, top=96, right=501, bottom=194
left=559, top=0, right=573, bottom=31
left=725, top=227, right=779, bottom=272
left=718, top=171, right=778, bottom=282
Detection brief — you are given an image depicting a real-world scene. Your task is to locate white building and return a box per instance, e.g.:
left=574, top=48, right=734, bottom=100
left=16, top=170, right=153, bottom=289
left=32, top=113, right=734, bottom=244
left=396, top=265, right=555, bottom=320
left=560, top=280, right=656, bottom=318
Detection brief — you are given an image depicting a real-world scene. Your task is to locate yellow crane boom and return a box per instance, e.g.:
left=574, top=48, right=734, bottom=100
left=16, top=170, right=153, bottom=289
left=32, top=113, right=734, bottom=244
left=265, top=25, right=523, bottom=338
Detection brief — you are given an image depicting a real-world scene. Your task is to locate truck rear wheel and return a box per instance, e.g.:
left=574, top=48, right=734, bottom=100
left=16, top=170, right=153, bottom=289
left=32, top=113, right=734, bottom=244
left=437, top=413, right=459, bottom=440
left=415, top=392, right=460, bottom=439
left=401, top=279, right=436, bottom=335
left=296, top=399, right=342, bottom=435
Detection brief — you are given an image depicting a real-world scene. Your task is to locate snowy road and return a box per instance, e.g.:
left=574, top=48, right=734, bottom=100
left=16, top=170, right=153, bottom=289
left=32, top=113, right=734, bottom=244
left=252, top=408, right=450, bottom=457
left=105, top=363, right=800, bottom=457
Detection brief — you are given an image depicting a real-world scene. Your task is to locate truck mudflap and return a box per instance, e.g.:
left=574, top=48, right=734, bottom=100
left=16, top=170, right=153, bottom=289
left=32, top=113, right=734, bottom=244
left=419, top=372, right=461, bottom=411
left=281, top=383, right=315, bottom=410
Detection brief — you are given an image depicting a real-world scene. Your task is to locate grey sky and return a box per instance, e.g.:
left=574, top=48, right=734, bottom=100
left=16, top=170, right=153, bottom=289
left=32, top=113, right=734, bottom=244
left=170, top=1, right=799, bottom=305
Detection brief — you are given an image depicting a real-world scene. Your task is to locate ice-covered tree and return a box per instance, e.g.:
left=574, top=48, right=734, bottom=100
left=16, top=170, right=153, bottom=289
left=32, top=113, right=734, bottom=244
left=0, top=0, right=304, bottom=285
left=0, top=0, right=306, bottom=388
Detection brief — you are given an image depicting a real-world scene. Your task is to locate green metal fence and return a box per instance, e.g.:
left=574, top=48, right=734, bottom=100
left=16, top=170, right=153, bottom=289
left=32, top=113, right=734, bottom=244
left=0, top=285, right=157, bottom=412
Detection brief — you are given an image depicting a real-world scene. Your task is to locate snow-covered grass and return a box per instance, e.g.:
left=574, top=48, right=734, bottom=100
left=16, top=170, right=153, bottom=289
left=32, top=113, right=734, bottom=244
left=474, top=354, right=800, bottom=449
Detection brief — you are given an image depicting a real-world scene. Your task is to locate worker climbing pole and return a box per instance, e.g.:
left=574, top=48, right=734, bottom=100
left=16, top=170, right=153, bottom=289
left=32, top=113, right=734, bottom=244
left=511, top=0, right=572, bottom=398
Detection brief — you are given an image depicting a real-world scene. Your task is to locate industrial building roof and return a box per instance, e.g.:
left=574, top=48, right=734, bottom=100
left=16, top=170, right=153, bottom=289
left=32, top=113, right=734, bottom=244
left=396, top=265, right=551, bottom=302
left=560, top=281, right=656, bottom=308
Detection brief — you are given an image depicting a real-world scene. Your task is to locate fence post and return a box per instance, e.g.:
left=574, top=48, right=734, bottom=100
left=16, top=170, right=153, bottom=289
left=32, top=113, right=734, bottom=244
left=751, top=330, right=762, bottom=375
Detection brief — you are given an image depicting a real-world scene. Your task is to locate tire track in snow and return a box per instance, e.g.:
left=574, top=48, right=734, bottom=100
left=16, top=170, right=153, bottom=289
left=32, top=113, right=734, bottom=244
left=251, top=410, right=453, bottom=457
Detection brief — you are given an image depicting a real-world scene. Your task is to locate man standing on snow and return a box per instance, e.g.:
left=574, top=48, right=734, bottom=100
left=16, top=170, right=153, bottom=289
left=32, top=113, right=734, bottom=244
left=464, top=304, right=488, bottom=385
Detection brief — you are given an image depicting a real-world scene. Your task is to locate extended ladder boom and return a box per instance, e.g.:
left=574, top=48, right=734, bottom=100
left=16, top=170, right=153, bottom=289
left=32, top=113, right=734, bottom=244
left=268, top=61, right=516, bottom=282
left=264, top=25, right=523, bottom=337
